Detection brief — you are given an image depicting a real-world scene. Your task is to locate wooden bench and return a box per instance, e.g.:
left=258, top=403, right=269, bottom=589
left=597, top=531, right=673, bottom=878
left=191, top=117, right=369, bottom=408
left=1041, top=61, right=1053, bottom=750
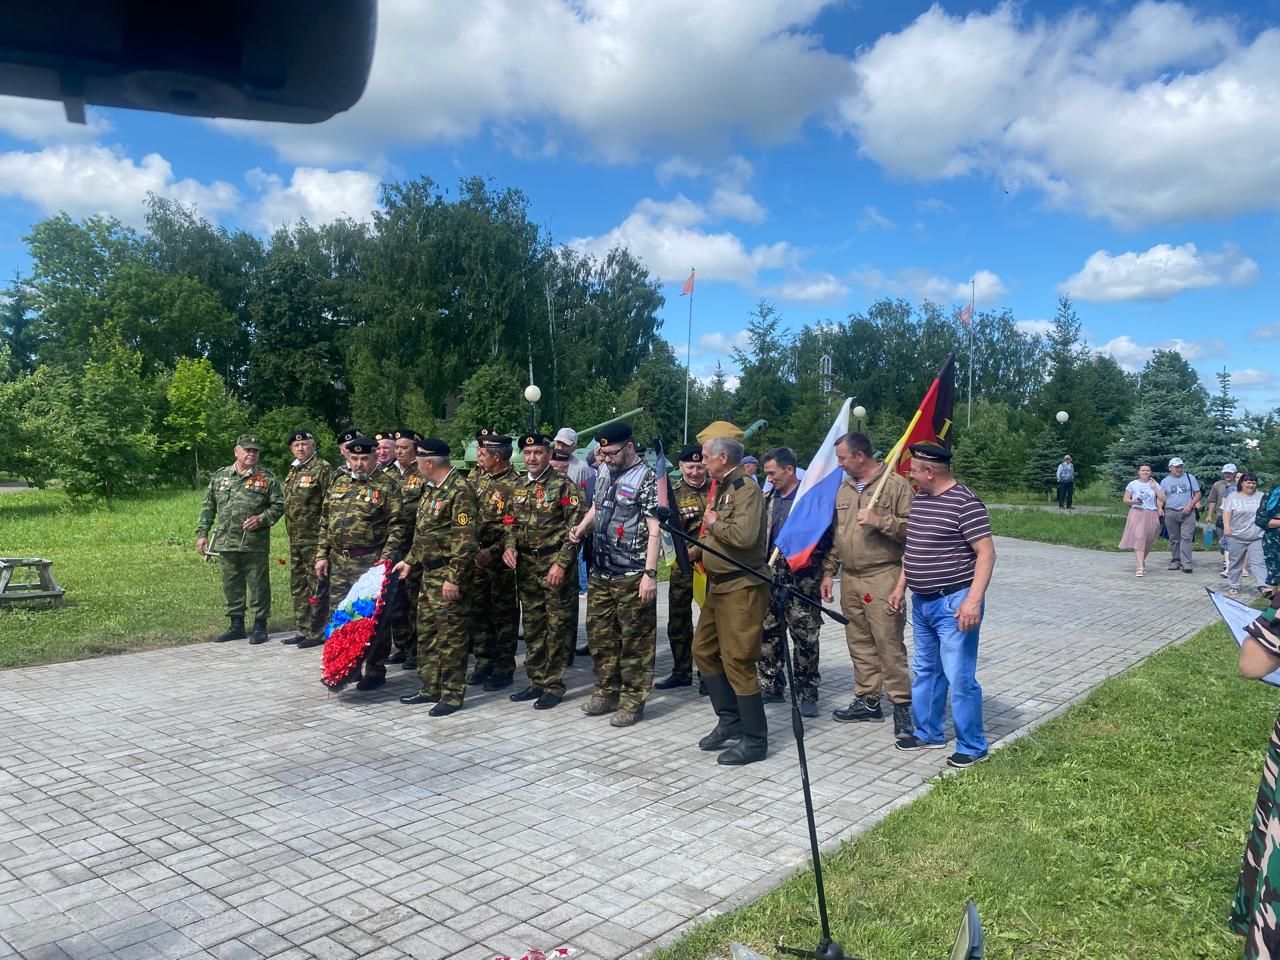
left=0, top=557, right=65, bottom=606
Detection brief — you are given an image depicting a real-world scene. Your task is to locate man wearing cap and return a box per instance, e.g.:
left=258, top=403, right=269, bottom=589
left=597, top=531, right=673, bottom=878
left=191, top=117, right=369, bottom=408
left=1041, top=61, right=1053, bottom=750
left=657, top=443, right=711, bottom=689
left=282, top=430, right=332, bottom=649
left=502, top=433, right=586, bottom=709
left=196, top=435, right=286, bottom=645
left=889, top=442, right=995, bottom=769
left=1205, top=463, right=1239, bottom=577
left=1159, top=458, right=1201, bottom=573
left=372, top=432, right=398, bottom=476
left=1055, top=455, right=1075, bottom=510
left=393, top=438, right=479, bottom=715
left=388, top=429, right=428, bottom=669
left=821, top=432, right=914, bottom=738
left=691, top=434, right=771, bottom=765
left=315, top=436, right=409, bottom=690
left=741, top=455, right=762, bottom=485
left=335, top=429, right=363, bottom=474
left=468, top=429, right=522, bottom=690
left=569, top=421, right=662, bottom=726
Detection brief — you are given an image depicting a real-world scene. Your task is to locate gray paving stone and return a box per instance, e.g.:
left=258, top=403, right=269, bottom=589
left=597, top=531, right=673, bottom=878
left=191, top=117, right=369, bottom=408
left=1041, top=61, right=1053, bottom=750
left=0, top=540, right=1219, bottom=959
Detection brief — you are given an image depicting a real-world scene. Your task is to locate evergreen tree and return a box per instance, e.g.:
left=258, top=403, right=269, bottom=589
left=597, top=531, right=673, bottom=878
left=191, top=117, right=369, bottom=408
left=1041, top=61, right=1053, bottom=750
left=953, top=402, right=1027, bottom=494
left=1023, top=424, right=1065, bottom=498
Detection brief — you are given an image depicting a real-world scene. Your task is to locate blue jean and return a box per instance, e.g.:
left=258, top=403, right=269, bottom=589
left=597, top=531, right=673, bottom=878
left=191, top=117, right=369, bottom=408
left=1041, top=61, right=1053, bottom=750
left=910, top=587, right=987, bottom=756
left=578, top=550, right=588, bottom=593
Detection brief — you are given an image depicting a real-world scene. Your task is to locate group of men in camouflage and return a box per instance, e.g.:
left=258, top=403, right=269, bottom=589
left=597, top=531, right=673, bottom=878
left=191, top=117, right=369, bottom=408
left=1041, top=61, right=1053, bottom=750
left=196, top=418, right=936, bottom=765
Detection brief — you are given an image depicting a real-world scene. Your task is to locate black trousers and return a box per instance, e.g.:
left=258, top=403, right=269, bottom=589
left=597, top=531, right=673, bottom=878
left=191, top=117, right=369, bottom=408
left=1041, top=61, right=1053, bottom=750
left=1057, top=481, right=1074, bottom=509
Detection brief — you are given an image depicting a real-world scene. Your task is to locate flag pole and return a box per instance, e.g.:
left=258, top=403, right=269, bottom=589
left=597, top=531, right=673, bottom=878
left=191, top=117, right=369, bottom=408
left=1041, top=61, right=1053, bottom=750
left=967, top=277, right=975, bottom=428
left=683, top=267, right=695, bottom=444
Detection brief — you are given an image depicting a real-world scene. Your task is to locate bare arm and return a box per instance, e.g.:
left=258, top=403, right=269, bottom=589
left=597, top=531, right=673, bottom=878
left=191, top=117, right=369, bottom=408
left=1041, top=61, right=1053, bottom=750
left=1241, top=636, right=1280, bottom=679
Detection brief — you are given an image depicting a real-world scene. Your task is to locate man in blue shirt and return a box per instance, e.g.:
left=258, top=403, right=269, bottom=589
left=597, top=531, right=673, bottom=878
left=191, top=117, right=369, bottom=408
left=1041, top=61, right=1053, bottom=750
left=1159, top=457, right=1201, bottom=573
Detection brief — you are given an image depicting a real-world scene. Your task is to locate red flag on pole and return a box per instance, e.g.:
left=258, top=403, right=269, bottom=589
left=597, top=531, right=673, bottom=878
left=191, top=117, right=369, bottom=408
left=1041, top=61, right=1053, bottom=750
left=958, top=303, right=972, bottom=327
left=680, top=271, right=695, bottom=296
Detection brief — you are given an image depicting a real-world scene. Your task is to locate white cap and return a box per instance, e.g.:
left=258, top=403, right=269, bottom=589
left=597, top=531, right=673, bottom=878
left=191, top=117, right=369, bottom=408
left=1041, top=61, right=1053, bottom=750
left=553, top=427, right=577, bottom=446
left=1223, top=463, right=1238, bottom=474
left=1168, top=457, right=1184, bottom=467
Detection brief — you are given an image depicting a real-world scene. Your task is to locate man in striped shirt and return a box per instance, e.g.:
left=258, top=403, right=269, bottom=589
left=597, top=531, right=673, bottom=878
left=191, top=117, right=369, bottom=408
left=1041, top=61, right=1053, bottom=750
left=888, top=442, right=996, bottom=768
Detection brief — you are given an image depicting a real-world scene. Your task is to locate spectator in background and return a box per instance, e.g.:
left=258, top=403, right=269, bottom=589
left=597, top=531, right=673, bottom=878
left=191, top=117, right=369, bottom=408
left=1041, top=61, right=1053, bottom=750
left=741, top=455, right=761, bottom=484
left=1205, top=463, right=1239, bottom=579
left=1056, top=455, right=1075, bottom=510
left=1224, top=472, right=1267, bottom=598
left=555, top=427, right=593, bottom=600
left=1159, top=458, right=1201, bottom=573
left=1118, top=464, right=1164, bottom=577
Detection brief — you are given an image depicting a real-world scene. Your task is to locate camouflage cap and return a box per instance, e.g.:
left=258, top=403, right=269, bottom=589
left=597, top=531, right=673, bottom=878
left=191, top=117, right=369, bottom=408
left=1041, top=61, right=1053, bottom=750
left=237, top=434, right=263, bottom=450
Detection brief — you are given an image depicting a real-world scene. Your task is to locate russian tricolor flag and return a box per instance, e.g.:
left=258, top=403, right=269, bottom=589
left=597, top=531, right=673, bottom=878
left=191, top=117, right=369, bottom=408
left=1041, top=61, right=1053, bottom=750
left=774, top=398, right=851, bottom=572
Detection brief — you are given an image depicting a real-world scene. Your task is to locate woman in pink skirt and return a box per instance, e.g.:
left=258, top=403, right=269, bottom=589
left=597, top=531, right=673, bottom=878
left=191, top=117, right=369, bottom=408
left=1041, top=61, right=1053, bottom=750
left=1119, top=464, right=1165, bottom=576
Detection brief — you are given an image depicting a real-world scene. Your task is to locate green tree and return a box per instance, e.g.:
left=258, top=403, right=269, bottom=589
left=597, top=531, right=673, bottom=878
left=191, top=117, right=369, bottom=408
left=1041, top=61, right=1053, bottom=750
left=1024, top=425, right=1065, bottom=498
left=161, top=357, right=247, bottom=488
left=1, top=278, right=39, bottom=375
left=448, top=360, right=525, bottom=452
left=733, top=300, right=793, bottom=450
left=618, top=340, right=687, bottom=445
left=953, top=402, right=1028, bottom=494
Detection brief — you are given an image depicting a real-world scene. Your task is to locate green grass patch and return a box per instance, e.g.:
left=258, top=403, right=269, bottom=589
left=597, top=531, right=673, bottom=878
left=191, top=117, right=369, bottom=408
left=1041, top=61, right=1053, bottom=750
left=983, top=482, right=1118, bottom=508
left=0, top=488, right=295, bottom=669
left=656, top=623, right=1264, bottom=960
left=988, top=507, right=1214, bottom=555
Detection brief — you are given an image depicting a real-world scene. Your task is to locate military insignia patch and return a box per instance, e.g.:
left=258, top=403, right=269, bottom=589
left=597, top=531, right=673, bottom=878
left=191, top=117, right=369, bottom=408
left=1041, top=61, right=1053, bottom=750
left=457, top=512, right=470, bottom=526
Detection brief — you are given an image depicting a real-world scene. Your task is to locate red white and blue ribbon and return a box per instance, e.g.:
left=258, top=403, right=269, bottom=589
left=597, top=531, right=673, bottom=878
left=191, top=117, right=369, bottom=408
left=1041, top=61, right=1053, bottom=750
left=321, top=560, right=392, bottom=687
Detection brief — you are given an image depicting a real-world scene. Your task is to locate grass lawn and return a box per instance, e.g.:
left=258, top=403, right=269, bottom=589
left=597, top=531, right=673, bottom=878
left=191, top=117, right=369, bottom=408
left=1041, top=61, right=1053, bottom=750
left=0, top=488, right=295, bottom=669
left=988, top=506, right=1216, bottom=556
left=655, top=622, right=1266, bottom=960
left=984, top=483, right=1118, bottom=509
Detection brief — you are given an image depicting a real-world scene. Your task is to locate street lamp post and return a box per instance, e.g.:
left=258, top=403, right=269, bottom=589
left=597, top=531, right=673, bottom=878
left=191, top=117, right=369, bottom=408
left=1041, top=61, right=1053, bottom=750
left=525, top=384, right=541, bottom=432
left=853, top=404, right=867, bottom=434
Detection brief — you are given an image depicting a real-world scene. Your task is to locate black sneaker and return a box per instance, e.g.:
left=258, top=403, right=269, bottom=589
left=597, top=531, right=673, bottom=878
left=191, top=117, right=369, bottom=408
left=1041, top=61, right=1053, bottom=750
left=892, top=703, right=914, bottom=741
left=832, top=695, right=883, bottom=722
left=946, top=751, right=989, bottom=768
left=509, top=686, right=542, bottom=702
left=799, top=700, right=818, bottom=718
left=895, top=735, right=946, bottom=751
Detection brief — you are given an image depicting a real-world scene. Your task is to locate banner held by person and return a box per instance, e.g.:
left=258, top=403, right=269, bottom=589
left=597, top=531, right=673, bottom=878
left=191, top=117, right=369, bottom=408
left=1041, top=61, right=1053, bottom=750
left=773, top=398, right=852, bottom=572
left=1210, top=587, right=1280, bottom=688
left=868, top=352, right=957, bottom=508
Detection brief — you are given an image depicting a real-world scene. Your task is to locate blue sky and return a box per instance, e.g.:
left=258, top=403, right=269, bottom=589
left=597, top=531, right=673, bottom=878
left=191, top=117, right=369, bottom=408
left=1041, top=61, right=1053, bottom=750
left=2, top=0, right=1280, bottom=412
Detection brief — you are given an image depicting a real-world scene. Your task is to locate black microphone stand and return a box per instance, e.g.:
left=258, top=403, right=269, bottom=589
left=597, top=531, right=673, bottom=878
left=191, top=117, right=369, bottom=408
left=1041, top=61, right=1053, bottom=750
left=655, top=507, right=859, bottom=960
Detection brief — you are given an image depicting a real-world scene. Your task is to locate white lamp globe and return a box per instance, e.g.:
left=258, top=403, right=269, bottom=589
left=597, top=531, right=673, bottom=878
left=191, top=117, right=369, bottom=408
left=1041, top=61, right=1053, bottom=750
left=853, top=405, right=867, bottom=419
left=1055, top=410, right=1069, bottom=424
left=524, top=384, right=542, bottom=403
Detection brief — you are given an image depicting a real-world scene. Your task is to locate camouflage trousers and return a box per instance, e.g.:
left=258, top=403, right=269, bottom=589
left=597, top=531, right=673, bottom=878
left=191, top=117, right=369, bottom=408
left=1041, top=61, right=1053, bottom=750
left=219, top=549, right=271, bottom=622
left=587, top=573, right=657, bottom=712
left=288, top=540, right=328, bottom=641
left=1264, top=531, right=1280, bottom=586
left=415, top=571, right=471, bottom=707
left=516, top=555, right=575, bottom=697
left=330, top=554, right=394, bottom=681
left=471, top=559, right=519, bottom=678
left=759, top=565, right=822, bottom=700
left=390, top=565, right=421, bottom=655
left=665, top=572, right=696, bottom=682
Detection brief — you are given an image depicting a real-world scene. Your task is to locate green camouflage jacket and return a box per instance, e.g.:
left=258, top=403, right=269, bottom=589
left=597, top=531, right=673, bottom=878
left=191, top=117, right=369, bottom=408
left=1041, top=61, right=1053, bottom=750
left=502, top=468, right=585, bottom=570
left=284, top=456, right=333, bottom=545
left=405, top=469, right=480, bottom=584
left=395, top=461, right=428, bottom=541
left=317, top=470, right=408, bottom=562
left=197, top=465, right=285, bottom=553
left=474, top=465, right=520, bottom=553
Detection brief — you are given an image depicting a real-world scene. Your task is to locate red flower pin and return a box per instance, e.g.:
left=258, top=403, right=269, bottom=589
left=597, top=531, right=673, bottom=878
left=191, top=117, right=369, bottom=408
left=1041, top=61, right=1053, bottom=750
left=502, top=515, right=515, bottom=525
left=863, top=593, right=872, bottom=604
left=616, top=525, right=625, bottom=536
left=560, top=496, right=571, bottom=506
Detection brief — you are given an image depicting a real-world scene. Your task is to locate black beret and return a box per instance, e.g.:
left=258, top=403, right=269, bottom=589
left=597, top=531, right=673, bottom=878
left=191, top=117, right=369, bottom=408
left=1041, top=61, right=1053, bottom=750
left=476, top=428, right=513, bottom=447
left=373, top=431, right=396, bottom=442
left=336, top=429, right=363, bottom=445
left=415, top=437, right=450, bottom=457
left=595, top=421, right=633, bottom=447
left=678, top=443, right=703, bottom=463
left=909, top=442, right=953, bottom=464
left=393, top=429, right=416, bottom=442
left=521, top=432, right=552, bottom=448
left=347, top=436, right=376, bottom=454
left=288, top=429, right=314, bottom=443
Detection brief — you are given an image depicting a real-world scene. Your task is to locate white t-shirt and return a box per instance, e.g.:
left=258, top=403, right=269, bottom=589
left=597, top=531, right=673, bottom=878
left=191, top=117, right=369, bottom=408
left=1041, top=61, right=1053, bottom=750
left=1225, top=491, right=1264, bottom=542
left=1125, top=479, right=1160, bottom=511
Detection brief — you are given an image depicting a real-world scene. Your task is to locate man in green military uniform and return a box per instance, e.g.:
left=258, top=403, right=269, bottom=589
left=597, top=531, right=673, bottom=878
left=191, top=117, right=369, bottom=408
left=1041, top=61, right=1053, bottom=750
left=468, top=429, right=521, bottom=691
left=335, top=428, right=362, bottom=474
left=503, top=433, right=586, bottom=709
left=657, top=443, right=710, bottom=689
left=393, top=438, right=479, bottom=716
left=282, top=429, right=332, bottom=649
left=569, top=422, right=661, bottom=727
left=372, top=431, right=398, bottom=476
left=388, top=428, right=428, bottom=670
left=196, top=434, right=285, bottom=645
left=694, top=435, right=771, bottom=765
left=315, top=436, right=408, bottom=691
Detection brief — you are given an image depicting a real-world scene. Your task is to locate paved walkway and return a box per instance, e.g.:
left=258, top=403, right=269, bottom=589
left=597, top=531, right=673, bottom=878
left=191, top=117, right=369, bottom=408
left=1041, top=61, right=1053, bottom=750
left=0, top=538, right=1221, bottom=960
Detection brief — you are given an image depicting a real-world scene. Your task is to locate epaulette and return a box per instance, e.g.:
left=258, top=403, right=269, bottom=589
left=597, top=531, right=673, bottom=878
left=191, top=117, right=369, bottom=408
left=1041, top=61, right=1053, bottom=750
left=732, top=477, right=746, bottom=490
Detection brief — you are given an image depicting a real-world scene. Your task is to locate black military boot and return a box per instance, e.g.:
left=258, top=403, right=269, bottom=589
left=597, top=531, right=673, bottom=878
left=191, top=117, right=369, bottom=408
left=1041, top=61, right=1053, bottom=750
left=697, top=673, right=742, bottom=751
left=892, top=703, right=914, bottom=742
left=249, top=619, right=269, bottom=645
left=717, top=693, right=768, bottom=765
left=214, top=617, right=246, bottom=643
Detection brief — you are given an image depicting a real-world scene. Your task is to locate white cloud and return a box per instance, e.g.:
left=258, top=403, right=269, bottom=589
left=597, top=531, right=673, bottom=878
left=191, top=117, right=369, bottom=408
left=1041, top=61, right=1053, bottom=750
left=708, top=188, right=767, bottom=224
left=1059, top=242, right=1258, bottom=302
left=0, top=96, right=111, bottom=143
left=656, top=156, right=705, bottom=185
left=916, top=197, right=955, bottom=215
left=1233, top=369, right=1275, bottom=387
left=851, top=265, right=1008, bottom=305
left=0, top=144, right=237, bottom=225
left=699, top=330, right=751, bottom=354
left=216, top=0, right=852, bottom=164
left=856, top=205, right=895, bottom=231
left=1016, top=318, right=1054, bottom=336
left=1251, top=322, right=1280, bottom=340
left=1096, top=334, right=1227, bottom=371
left=248, top=168, right=382, bottom=233
left=767, top=273, right=850, bottom=304
left=836, top=2, right=1280, bottom=226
